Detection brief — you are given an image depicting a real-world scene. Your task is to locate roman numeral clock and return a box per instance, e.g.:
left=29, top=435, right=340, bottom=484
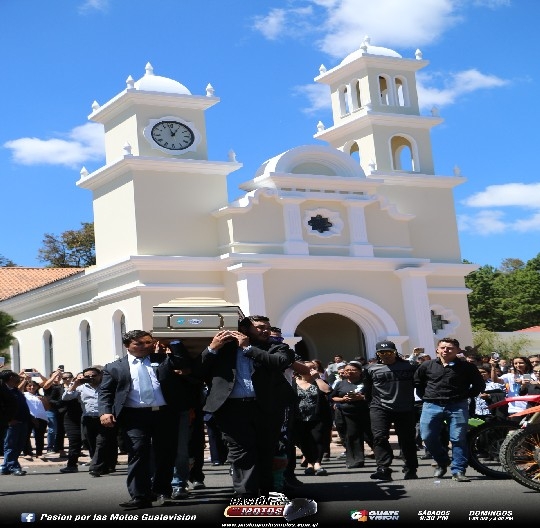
left=143, top=115, right=201, bottom=154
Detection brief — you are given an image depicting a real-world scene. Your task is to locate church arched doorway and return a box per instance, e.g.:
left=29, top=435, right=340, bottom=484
left=294, top=313, right=366, bottom=368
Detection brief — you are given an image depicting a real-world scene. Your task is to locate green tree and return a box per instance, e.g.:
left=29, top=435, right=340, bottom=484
left=472, top=328, right=531, bottom=359
left=37, top=222, right=96, bottom=268
left=494, top=266, right=540, bottom=331
left=499, top=258, right=525, bottom=273
left=0, top=311, right=16, bottom=363
left=465, top=264, right=503, bottom=331
left=0, top=255, right=17, bottom=267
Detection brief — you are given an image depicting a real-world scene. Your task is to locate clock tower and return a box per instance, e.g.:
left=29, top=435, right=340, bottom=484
left=77, top=63, right=241, bottom=267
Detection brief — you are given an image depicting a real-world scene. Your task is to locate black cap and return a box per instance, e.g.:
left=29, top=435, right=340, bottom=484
left=376, top=340, right=397, bottom=352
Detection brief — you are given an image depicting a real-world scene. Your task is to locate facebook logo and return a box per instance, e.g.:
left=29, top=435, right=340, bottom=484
left=21, top=513, right=36, bottom=522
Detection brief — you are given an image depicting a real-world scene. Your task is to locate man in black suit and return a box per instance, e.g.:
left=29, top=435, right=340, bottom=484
left=200, top=315, right=295, bottom=498
left=99, top=330, right=192, bottom=509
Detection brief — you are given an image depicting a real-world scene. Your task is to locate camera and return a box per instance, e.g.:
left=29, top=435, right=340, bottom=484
left=58, top=365, right=64, bottom=371
left=491, top=353, right=500, bottom=361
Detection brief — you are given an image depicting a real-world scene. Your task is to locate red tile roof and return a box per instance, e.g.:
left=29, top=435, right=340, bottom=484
left=516, top=326, right=540, bottom=333
left=0, top=267, right=84, bottom=301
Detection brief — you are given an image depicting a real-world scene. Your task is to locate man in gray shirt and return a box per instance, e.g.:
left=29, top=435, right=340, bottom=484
left=363, top=341, right=418, bottom=482
left=62, top=367, right=117, bottom=477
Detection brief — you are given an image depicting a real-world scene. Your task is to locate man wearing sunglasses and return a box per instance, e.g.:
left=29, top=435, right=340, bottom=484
left=62, top=367, right=118, bottom=478
left=363, top=341, right=419, bottom=482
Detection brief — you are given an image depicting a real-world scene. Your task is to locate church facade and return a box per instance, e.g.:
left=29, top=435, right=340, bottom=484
left=1, top=39, right=477, bottom=373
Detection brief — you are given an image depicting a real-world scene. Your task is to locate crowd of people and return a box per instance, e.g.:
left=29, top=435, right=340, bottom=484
left=1, top=321, right=539, bottom=510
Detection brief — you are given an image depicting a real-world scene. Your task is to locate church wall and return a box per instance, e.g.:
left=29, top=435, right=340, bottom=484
left=132, top=172, right=225, bottom=257
left=93, top=174, right=138, bottom=266
left=381, top=186, right=462, bottom=261
left=364, top=202, right=412, bottom=252
left=260, top=268, right=407, bottom=334
left=219, top=194, right=286, bottom=251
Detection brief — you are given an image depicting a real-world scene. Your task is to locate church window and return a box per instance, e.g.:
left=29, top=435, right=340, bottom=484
left=43, top=331, right=53, bottom=375
left=431, top=310, right=449, bottom=334
left=394, top=76, right=409, bottom=106
left=308, top=215, right=333, bottom=234
left=379, top=75, right=392, bottom=105
left=80, top=320, right=92, bottom=368
left=390, top=135, right=418, bottom=172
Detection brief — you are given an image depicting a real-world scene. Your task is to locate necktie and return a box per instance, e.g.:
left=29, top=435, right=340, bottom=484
left=137, top=358, right=155, bottom=405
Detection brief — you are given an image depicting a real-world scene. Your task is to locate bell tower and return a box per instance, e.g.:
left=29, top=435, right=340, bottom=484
left=314, top=36, right=442, bottom=177
left=77, top=63, right=242, bottom=267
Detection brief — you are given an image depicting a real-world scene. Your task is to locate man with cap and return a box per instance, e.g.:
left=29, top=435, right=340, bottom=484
left=363, top=340, right=418, bottom=481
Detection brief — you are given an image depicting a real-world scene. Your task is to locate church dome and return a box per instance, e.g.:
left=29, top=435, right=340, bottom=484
left=341, top=36, right=401, bottom=65
left=134, top=62, right=191, bottom=95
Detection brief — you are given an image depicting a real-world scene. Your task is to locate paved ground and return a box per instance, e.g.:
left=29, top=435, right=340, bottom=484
left=1, top=433, right=536, bottom=527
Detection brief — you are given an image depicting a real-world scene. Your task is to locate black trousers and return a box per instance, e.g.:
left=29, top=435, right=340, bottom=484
left=118, top=406, right=177, bottom=500
left=370, top=407, right=418, bottom=471
left=64, top=412, right=83, bottom=468
left=294, top=419, right=331, bottom=465
left=340, top=407, right=373, bottom=467
left=82, top=416, right=118, bottom=473
left=24, top=417, right=47, bottom=456
left=213, top=399, right=284, bottom=496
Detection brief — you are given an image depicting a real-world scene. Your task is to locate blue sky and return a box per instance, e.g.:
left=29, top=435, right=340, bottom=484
left=1, top=0, right=539, bottom=269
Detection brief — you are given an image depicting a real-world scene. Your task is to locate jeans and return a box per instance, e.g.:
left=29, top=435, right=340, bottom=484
left=419, top=401, right=469, bottom=474
left=1, top=421, right=28, bottom=473
left=46, top=410, right=58, bottom=451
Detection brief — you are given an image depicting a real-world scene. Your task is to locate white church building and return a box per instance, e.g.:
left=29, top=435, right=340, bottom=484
left=0, top=38, right=477, bottom=374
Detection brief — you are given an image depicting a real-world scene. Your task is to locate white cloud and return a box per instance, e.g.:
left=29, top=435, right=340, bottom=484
left=458, top=210, right=508, bottom=235
left=315, top=0, right=460, bottom=58
left=294, top=83, right=331, bottom=115
left=459, top=183, right=540, bottom=235
left=463, top=183, right=540, bottom=208
left=78, top=0, right=109, bottom=13
left=252, top=6, right=314, bottom=41
left=3, top=123, right=105, bottom=169
left=416, top=69, right=509, bottom=110
left=253, top=0, right=461, bottom=56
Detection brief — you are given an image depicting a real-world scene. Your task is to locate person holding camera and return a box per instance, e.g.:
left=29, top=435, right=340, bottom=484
left=489, top=355, right=534, bottom=417
left=62, top=367, right=118, bottom=477
left=199, top=315, right=296, bottom=498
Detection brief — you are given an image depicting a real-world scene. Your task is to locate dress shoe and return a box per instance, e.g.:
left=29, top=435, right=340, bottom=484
left=88, top=470, right=102, bottom=477
left=347, top=462, right=364, bottom=469
left=336, top=452, right=347, bottom=459
left=304, top=467, right=315, bottom=476
left=452, top=472, right=470, bottom=482
left=59, top=466, right=78, bottom=473
left=433, top=466, right=447, bottom=478
left=370, top=468, right=393, bottom=481
left=420, top=453, right=433, bottom=460
left=315, top=468, right=328, bottom=476
left=402, top=469, right=418, bottom=480
left=119, top=498, right=152, bottom=509
left=190, top=481, right=206, bottom=490
left=11, top=469, right=27, bottom=476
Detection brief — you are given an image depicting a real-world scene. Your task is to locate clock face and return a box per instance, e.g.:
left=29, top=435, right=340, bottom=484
left=150, top=121, right=195, bottom=151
